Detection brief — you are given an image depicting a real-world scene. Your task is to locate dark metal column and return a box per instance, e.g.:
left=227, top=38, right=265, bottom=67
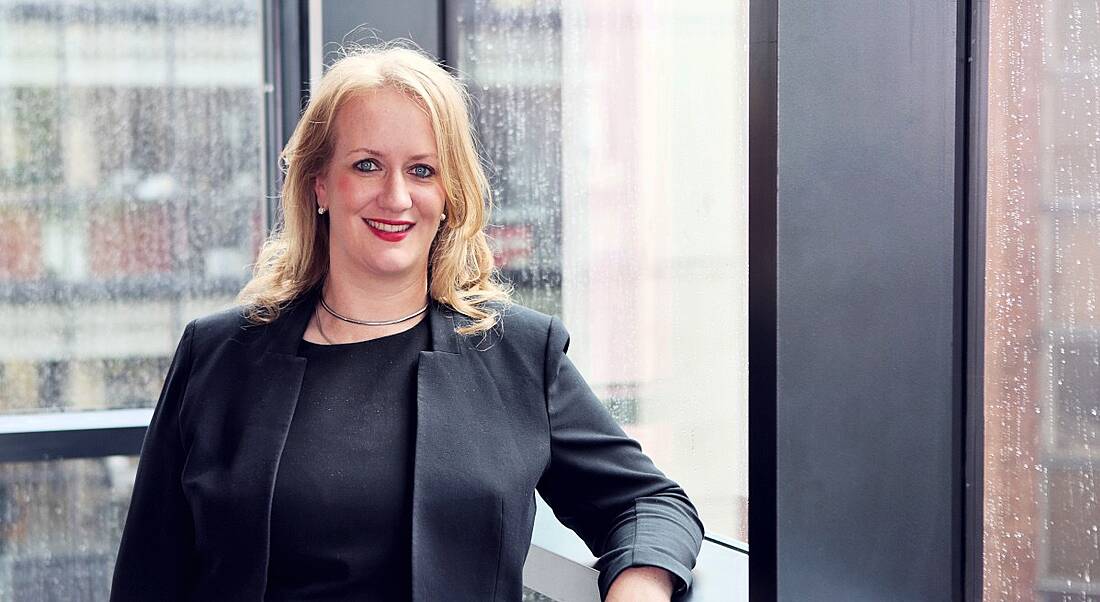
left=262, top=0, right=310, bottom=233
left=774, top=1, right=974, bottom=600
left=748, top=0, right=778, bottom=597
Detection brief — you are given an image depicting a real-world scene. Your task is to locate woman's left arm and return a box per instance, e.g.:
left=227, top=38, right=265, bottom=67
left=535, top=315, right=705, bottom=601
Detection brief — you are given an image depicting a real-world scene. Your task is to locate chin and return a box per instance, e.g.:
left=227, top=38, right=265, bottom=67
left=365, top=257, right=426, bottom=278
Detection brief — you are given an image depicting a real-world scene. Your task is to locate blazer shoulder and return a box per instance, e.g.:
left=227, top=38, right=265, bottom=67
left=188, top=303, right=263, bottom=352
left=442, top=299, right=558, bottom=358
left=453, top=300, right=557, bottom=354
left=496, top=301, right=554, bottom=332
left=498, top=302, right=570, bottom=354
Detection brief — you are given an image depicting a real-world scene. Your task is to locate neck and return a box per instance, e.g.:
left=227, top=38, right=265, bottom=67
left=320, top=270, right=430, bottom=322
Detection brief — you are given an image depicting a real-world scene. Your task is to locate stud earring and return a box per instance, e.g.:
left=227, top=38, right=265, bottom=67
left=318, top=206, right=327, bottom=215
left=440, top=213, right=446, bottom=221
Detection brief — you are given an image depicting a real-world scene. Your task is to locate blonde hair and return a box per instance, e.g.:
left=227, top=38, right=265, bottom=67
left=237, top=42, right=513, bottom=335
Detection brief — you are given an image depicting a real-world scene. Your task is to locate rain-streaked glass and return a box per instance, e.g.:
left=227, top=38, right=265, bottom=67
left=0, top=457, right=139, bottom=599
left=985, top=0, right=1100, bottom=598
left=452, top=0, right=749, bottom=541
left=0, top=0, right=263, bottom=597
left=0, top=0, right=265, bottom=415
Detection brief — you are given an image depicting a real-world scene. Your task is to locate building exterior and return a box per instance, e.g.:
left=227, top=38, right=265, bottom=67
left=984, top=1, right=1100, bottom=599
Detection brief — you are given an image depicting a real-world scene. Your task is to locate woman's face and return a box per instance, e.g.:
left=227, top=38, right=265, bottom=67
left=314, top=88, right=446, bottom=286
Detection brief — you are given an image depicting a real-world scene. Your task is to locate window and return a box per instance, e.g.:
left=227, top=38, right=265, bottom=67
left=0, top=2, right=264, bottom=414
left=0, top=0, right=264, bottom=593
left=984, top=0, right=1100, bottom=598
left=450, top=0, right=750, bottom=541
left=0, top=457, right=139, bottom=598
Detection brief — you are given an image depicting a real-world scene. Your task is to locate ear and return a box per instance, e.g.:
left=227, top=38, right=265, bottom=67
left=313, top=173, right=327, bottom=207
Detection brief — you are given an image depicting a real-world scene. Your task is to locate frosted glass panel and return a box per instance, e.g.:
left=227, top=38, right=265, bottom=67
left=985, top=0, right=1100, bottom=598
left=453, top=0, right=749, bottom=541
left=0, top=0, right=265, bottom=414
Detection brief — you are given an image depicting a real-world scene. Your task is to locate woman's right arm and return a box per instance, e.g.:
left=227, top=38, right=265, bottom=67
left=110, top=319, right=199, bottom=601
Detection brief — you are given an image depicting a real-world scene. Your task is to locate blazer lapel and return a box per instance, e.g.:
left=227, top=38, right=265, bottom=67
left=412, top=302, right=506, bottom=601
left=236, top=285, right=316, bottom=595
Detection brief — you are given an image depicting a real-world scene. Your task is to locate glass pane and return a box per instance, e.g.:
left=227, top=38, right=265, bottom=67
left=984, top=0, right=1100, bottom=597
left=523, top=588, right=559, bottom=601
left=0, top=456, right=139, bottom=600
left=0, top=0, right=265, bottom=414
left=452, top=0, right=749, bottom=540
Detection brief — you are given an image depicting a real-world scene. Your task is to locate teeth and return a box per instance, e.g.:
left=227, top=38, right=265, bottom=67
left=365, top=220, right=412, bottom=233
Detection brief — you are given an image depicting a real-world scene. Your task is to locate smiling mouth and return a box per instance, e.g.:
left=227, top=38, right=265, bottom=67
left=364, top=219, right=413, bottom=233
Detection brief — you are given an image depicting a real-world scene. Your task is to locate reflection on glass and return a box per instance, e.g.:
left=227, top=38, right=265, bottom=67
left=452, top=0, right=749, bottom=540
left=985, top=0, right=1100, bottom=598
left=0, top=456, right=139, bottom=599
left=522, top=588, right=559, bottom=601
left=0, top=0, right=265, bottom=414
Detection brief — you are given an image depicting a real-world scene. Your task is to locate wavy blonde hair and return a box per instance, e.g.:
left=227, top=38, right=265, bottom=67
left=237, top=42, right=513, bottom=335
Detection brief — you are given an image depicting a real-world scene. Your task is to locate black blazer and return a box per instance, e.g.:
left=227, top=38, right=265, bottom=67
left=110, top=283, right=704, bottom=601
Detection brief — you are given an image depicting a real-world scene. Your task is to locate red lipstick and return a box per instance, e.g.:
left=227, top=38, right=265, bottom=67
left=363, top=218, right=413, bottom=242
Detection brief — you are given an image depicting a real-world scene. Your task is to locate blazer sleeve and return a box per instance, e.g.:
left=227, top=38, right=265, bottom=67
left=535, top=315, right=705, bottom=600
left=110, top=319, right=199, bottom=601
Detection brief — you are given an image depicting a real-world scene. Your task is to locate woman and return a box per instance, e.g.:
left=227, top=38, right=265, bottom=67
left=110, top=44, right=704, bottom=601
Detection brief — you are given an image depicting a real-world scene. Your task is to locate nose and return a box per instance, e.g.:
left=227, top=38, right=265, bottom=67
left=376, top=169, right=413, bottom=213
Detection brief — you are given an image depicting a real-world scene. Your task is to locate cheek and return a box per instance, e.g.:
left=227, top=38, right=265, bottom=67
left=421, top=186, right=446, bottom=216
left=333, top=173, right=358, bottom=200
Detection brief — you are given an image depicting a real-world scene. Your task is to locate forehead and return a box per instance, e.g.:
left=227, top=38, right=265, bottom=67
left=331, top=88, right=438, bottom=154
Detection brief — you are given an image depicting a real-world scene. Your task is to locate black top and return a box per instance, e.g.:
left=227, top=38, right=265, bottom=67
left=265, top=316, right=430, bottom=601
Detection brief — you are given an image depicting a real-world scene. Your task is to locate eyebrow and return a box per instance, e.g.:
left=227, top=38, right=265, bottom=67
left=345, top=147, right=438, bottom=162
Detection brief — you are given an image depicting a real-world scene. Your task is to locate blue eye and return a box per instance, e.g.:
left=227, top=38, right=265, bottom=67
left=354, top=159, right=380, bottom=172
left=411, top=164, right=435, bottom=178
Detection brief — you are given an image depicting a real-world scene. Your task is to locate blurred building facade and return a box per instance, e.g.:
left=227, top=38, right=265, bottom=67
left=0, top=1, right=265, bottom=596
left=984, top=0, right=1100, bottom=600
left=0, top=1, right=265, bottom=414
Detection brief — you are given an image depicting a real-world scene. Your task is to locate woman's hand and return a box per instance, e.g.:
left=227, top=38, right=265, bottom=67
left=605, top=566, right=676, bottom=601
